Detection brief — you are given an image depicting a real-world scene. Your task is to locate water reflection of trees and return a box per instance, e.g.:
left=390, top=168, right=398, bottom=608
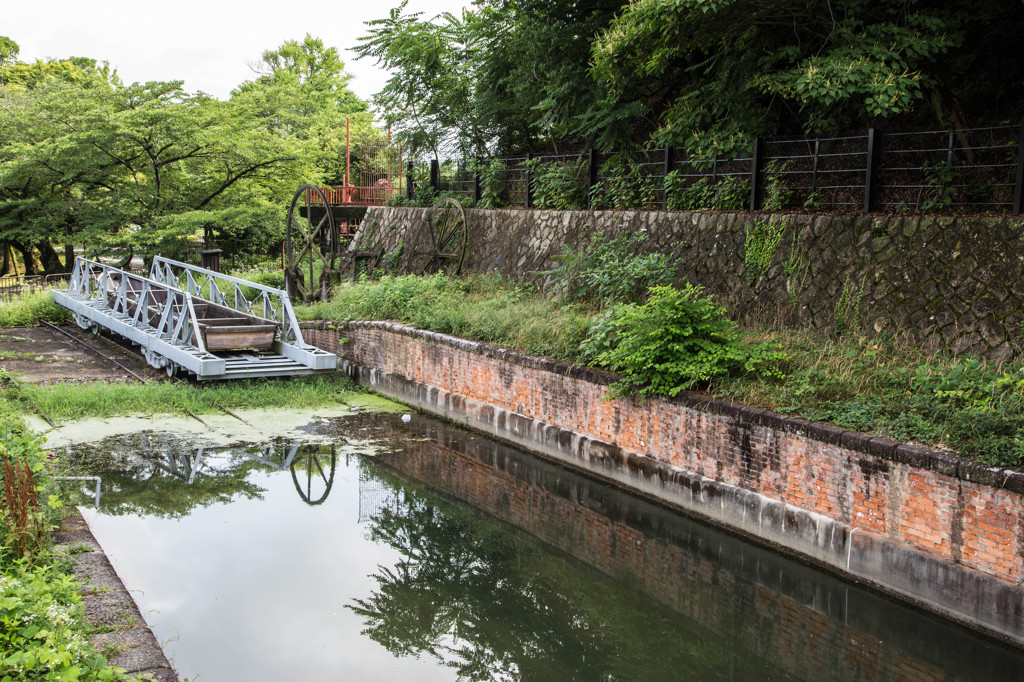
left=350, top=464, right=769, bottom=682
left=64, top=434, right=341, bottom=517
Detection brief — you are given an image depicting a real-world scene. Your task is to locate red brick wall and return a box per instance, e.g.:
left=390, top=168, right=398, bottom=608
left=304, top=321, right=1024, bottom=642
left=376, top=428, right=1014, bottom=680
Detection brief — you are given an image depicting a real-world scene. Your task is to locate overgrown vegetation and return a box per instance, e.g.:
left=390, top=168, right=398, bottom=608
left=0, top=290, right=71, bottom=327
left=9, top=374, right=359, bottom=424
left=295, top=249, right=1024, bottom=468
left=0, top=400, right=138, bottom=680
left=580, top=285, right=785, bottom=398
left=718, top=334, right=1024, bottom=467
left=297, top=274, right=593, bottom=362
left=539, top=231, right=679, bottom=306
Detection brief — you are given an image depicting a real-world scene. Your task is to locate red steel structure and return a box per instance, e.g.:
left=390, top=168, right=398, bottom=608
left=306, top=120, right=403, bottom=207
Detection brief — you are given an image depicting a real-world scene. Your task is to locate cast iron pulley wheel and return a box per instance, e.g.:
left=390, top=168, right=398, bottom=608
left=285, top=184, right=337, bottom=302
left=405, top=198, right=468, bottom=275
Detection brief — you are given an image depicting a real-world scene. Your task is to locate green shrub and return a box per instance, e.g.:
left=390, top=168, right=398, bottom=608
left=541, top=231, right=679, bottom=306
left=665, top=173, right=749, bottom=211
left=0, top=290, right=71, bottom=327
left=476, top=159, right=508, bottom=209
left=583, top=284, right=786, bottom=398
left=524, top=158, right=587, bottom=210
left=589, top=156, right=659, bottom=210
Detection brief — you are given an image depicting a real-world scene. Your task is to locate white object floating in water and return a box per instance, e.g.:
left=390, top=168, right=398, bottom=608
left=401, top=414, right=412, bottom=423
left=349, top=406, right=360, bottom=412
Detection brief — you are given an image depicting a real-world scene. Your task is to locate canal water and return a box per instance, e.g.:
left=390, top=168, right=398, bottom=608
left=60, top=408, right=1024, bottom=681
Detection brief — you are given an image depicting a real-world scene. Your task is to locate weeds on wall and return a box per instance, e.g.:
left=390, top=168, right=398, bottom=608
left=540, top=231, right=679, bottom=306
left=783, top=231, right=810, bottom=307
left=744, top=217, right=788, bottom=285
left=833, top=274, right=867, bottom=334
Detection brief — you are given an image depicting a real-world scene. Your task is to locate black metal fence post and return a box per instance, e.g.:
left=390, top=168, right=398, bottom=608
left=429, top=159, right=440, bottom=193
left=474, top=157, right=482, bottom=205
left=1014, top=117, right=1024, bottom=215
left=587, top=148, right=598, bottom=209
left=525, top=152, right=533, bottom=209
left=406, top=161, right=414, bottom=200
left=864, top=128, right=882, bottom=213
left=749, top=138, right=764, bottom=211
left=662, top=145, right=674, bottom=209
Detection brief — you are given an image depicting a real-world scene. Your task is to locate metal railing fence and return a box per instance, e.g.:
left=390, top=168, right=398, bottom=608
left=404, top=121, right=1023, bottom=215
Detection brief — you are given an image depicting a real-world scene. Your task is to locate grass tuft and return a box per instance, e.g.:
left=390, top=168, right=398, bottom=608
left=12, top=374, right=360, bottom=423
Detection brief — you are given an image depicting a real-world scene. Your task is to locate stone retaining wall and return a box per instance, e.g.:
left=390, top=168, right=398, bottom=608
left=305, top=320, right=1024, bottom=645
left=352, top=207, right=1024, bottom=360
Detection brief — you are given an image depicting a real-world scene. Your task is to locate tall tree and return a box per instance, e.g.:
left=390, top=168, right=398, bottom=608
left=233, top=35, right=379, bottom=185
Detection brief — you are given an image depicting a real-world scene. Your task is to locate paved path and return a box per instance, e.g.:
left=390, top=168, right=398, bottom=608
left=54, top=511, right=180, bottom=681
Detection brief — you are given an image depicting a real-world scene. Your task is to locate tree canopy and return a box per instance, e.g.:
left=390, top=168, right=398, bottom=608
left=359, top=0, right=1024, bottom=158
left=0, top=35, right=378, bottom=275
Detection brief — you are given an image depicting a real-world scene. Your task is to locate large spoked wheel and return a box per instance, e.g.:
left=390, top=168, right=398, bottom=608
left=405, top=198, right=468, bottom=275
left=285, top=184, right=337, bottom=303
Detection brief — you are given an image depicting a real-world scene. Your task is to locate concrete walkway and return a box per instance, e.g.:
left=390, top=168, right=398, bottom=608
left=54, top=511, right=180, bottom=681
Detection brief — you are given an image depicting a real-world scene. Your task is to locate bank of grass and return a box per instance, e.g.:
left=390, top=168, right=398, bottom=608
left=0, top=289, right=70, bottom=327
left=297, top=273, right=593, bottom=362
left=10, top=374, right=360, bottom=424
left=717, top=330, right=1024, bottom=466
left=298, top=274, right=1024, bottom=468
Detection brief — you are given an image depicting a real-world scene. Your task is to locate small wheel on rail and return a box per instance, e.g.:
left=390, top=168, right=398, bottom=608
left=405, top=198, right=468, bottom=275
left=142, top=347, right=167, bottom=372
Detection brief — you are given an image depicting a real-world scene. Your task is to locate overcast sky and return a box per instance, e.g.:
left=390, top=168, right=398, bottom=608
left=4, top=0, right=469, bottom=108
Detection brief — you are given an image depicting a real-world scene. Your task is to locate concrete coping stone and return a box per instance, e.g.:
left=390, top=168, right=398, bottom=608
left=314, top=319, right=1024, bottom=491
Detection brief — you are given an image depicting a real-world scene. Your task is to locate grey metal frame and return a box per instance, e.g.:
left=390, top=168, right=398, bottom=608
left=51, top=257, right=336, bottom=379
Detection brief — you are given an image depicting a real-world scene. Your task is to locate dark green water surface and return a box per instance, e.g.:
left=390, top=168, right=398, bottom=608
left=65, top=411, right=1024, bottom=681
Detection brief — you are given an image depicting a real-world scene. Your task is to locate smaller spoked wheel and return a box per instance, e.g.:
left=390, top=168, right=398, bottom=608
left=405, top=198, right=468, bottom=275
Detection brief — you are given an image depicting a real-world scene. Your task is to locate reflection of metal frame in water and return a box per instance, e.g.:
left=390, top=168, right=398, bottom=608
left=356, top=468, right=408, bottom=525
left=55, top=476, right=102, bottom=509
left=130, top=436, right=340, bottom=506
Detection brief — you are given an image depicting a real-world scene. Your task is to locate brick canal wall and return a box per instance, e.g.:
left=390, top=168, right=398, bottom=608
left=304, top=321, right=1024, bottom=645
left=353, top=207, right=1024, bottom=360
left=383, top=424, right=1023, bottom=680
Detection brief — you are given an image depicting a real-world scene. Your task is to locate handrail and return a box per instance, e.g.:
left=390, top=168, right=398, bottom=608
left=67, top=257, right=208, bottom=352
left=149, top=256, right=306, bottom=346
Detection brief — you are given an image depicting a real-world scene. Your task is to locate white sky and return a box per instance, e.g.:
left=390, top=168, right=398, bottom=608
left=3, top=0, right=470, bottom=108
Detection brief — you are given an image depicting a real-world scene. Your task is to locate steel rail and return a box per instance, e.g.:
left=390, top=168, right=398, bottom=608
left=39, top=320, right=150, bottom=383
